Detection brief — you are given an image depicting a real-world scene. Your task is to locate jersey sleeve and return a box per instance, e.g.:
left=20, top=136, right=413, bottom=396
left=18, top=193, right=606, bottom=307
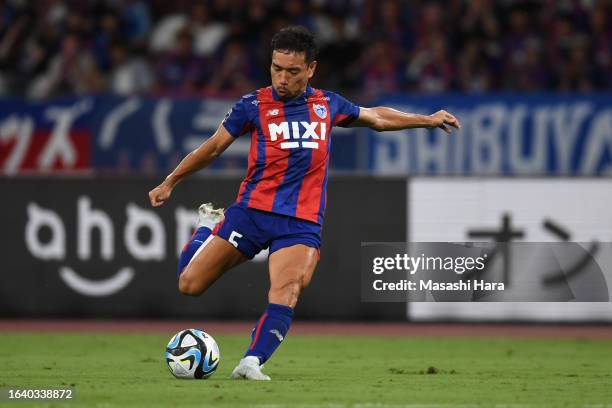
left=222, top=96, right=254, bottom=137
left=331, top=92, right=360, bottom=127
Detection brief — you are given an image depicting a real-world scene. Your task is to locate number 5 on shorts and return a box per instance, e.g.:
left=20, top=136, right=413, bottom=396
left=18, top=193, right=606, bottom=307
left=229, top=231, right=243, bottom=248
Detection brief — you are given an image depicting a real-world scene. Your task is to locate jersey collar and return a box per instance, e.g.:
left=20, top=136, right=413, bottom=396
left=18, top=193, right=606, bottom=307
left=271, top=85, right=314, bottom=102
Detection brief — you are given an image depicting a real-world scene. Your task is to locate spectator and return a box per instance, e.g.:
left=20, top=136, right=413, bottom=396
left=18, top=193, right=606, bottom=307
left=0, top=0, right=608, bottom=99
left=407, top=33, right=454, bottom=93
left=108, top=40, right=153, bottom=95
left=316, top=12, right=363, bottom=92
left=190, top=3, right=227, bottom=57
left=202, top=40, right=258, bottom=98
left=92, top=11, right=123, bottom=72
left=504, top=37, right=548, bottom=91
left=589, top=3, right=611, bottom=88
left=557, top=41, right=597, bottom=92
left=28, top=33, right=103, bottom=99
left=119, top=0, right=151, bottom=43
left=155, top=27, right=206, bottom=95
left=361, top=39, right=403, bottom=99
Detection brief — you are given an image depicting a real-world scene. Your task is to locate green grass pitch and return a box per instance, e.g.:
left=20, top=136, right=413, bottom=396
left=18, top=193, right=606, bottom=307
left=1, top=332, right=611, bottom=407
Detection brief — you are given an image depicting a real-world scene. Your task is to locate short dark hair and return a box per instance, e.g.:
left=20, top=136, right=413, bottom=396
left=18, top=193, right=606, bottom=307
left=271, top=26, right=317, bottom=63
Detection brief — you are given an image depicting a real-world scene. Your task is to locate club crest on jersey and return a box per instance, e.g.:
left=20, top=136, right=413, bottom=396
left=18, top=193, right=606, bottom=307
left=313, top=104, right=327, bottom=119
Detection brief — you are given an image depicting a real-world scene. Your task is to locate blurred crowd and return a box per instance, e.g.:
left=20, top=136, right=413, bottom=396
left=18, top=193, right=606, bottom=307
left=0, top=0, right=609, bottom=101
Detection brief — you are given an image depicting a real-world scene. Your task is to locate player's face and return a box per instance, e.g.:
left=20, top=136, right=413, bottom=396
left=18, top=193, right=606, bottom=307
left=271, top=50, right=317, bottom=100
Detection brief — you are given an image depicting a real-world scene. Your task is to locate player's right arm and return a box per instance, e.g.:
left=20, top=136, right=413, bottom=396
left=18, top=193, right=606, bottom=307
left=148, top=124, right=235, bottom=207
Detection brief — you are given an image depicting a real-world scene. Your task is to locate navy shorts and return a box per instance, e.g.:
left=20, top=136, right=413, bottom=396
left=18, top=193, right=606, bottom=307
left=213, top=204, right=322, bottom=259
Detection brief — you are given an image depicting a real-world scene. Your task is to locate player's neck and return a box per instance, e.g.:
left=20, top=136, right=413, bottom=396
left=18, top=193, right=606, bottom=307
left=273, top=84, right=311, bottom=101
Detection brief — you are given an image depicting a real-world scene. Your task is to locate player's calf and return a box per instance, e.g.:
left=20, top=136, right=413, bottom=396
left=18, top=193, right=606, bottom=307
left=177, top=225, right=215, bottom=295
left=267, top=245, right=318, bottom=307
left=177, top=227, right=212, bottom=278
left=177, top=203, right=223, bottom=276
left=176, top=203, right=244, bottom=296
left=268, top=276, right=304, bottom=308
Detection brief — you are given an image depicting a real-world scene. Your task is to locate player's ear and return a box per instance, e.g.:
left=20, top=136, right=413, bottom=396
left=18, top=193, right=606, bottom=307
left=307, top=60, right=317, bottom=79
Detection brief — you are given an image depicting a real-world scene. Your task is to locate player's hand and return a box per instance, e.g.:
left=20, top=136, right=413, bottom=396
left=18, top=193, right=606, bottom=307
left=149, top=181, right=173, bottom=207
left=429, top=110, right=461, bottom=134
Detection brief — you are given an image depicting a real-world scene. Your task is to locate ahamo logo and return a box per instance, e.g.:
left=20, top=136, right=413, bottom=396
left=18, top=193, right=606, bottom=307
left=24, top=197, right=188, bottom=297
left=24, top=196, right=269, bottom=297
left=268, top=121, right=326, bottom=149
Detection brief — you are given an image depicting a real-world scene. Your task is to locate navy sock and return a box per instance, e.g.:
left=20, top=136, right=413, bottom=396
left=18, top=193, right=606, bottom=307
left=244, top=303, right=294, bottom=364
left=177, top=226, right=212, bottom=277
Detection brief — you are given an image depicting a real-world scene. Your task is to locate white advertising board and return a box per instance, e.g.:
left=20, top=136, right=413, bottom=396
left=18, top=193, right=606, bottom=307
left=408, top=179, right=612, bottom=321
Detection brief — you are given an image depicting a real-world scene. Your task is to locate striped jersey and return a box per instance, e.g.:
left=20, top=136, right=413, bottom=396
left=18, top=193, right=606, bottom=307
left=222, top=85, right=360, bottom=225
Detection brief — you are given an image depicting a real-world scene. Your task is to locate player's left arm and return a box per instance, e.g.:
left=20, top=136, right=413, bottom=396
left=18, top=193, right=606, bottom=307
left=350, top=106, right=461, bottom=134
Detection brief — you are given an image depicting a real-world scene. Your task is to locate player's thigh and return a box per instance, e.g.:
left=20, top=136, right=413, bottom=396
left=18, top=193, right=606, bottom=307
left=179, top=235, right=247, bottom=295
left=268, top=244, right=319, bottom=306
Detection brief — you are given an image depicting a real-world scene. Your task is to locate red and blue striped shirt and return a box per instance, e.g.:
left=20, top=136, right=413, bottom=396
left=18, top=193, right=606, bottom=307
left=222, top=85, right=360, bottom=225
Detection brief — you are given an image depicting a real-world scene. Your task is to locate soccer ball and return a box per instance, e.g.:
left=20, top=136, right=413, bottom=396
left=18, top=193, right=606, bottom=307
left=165, top=329, right=220, bottom=379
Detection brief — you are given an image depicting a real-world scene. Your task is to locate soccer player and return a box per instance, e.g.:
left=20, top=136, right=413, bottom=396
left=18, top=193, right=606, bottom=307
left=149, top=26, right=460, bottom=380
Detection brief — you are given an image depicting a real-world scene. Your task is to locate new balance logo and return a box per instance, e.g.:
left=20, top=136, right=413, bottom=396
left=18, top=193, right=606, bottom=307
left=266, top=109, right=279, bottom=117
left=269, top=329, right=284, bottom=342
left=268, top=121, right=326, bottom=149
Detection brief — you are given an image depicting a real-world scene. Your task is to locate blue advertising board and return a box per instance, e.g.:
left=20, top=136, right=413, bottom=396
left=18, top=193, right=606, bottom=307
left=1, top=94, right=611, bottom=176
left=367, top=94, right=612, bottom=176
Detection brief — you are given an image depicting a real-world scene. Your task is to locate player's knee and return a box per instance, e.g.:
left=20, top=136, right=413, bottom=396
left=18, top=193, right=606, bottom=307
left=178, top=273, right=204, bottom=296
